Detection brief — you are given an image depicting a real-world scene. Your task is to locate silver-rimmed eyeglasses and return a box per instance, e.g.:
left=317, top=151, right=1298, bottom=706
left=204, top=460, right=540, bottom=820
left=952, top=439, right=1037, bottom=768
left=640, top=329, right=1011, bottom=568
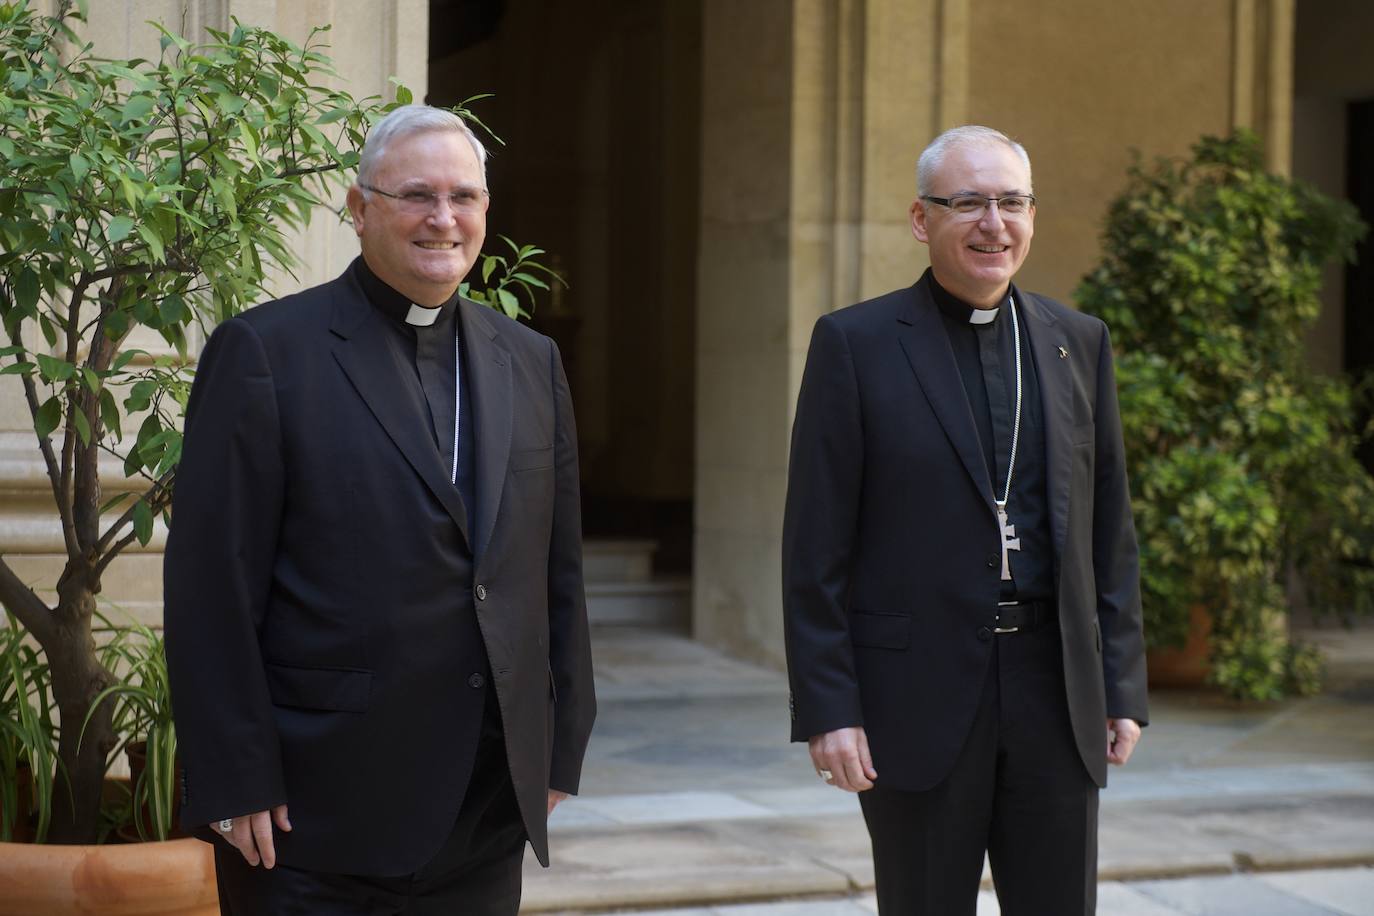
left=360, top=183, right=491, bottom=215
left=922, top=193, right=1036, bottom=220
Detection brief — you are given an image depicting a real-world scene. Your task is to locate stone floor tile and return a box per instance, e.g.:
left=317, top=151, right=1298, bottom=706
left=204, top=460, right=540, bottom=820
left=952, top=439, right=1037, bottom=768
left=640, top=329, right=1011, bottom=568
left=573, top=791, right=776, bottom=826
left=1131, top=873, right=1342, bottom=915
left=1097, top=882, right=1189, bottom=915
left=1257, top=867, right=1374, bottom=916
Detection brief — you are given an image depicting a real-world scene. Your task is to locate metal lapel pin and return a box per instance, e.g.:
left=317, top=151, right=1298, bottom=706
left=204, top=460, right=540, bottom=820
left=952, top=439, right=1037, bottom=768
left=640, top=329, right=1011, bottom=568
left=1057, top=346, right=1069, bottom=360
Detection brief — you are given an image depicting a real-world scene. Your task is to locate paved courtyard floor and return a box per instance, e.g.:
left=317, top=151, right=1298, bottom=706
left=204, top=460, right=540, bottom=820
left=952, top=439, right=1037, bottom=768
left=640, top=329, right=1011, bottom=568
left=522, top=623, right=1374, bottom=914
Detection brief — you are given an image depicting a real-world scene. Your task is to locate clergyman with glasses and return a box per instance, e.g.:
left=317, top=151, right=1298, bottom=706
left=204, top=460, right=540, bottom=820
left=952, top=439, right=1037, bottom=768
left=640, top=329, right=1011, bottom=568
left=782, top=125, right=1148, bottom=914
left=164, top=104, right=596, bottom=914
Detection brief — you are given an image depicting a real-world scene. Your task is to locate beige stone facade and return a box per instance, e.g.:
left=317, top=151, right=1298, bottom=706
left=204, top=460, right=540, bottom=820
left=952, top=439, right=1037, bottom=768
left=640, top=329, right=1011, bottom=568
left=3, top=1, right=1366, bottom=670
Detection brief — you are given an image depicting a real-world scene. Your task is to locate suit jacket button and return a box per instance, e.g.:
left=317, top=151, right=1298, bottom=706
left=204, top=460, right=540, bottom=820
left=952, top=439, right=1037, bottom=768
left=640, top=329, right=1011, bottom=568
left=986, top=555, right=999, bottom=569
left=475, top=584, right=487, bottom=601
left=468, top=672, right=486, bottom=689
left=976, top=626, right=992, bottom=642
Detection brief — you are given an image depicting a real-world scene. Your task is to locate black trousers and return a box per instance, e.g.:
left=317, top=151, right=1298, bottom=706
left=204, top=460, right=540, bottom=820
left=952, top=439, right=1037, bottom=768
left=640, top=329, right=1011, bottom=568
left=215, top=703, right=526, bottom=916
left=859, top=621, right=1099, bottom=916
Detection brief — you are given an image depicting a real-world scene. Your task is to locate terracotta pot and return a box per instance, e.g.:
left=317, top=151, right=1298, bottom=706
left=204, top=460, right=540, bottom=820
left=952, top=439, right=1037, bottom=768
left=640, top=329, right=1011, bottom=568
left=0, top=833, right=217, bottom=915
left=1147, top=604, right=1212, bottom=688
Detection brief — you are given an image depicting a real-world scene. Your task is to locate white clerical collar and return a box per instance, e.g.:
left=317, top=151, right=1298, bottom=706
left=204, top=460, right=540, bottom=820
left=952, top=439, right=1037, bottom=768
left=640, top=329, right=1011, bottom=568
left=405, top=303, right=442, bottom=327
left=968, top=306, right=998, bottom=325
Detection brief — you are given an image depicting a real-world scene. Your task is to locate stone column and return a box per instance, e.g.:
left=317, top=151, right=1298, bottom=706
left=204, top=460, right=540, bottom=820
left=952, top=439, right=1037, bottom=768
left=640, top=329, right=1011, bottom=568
left=693, top=0, right=943, bottom=667
left=0, top=0, right=426, bottom=625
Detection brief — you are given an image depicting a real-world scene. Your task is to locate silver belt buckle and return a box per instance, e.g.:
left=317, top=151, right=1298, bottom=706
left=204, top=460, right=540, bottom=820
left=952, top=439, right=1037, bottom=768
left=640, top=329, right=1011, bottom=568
left=993, top=601, right=1019, bottom=634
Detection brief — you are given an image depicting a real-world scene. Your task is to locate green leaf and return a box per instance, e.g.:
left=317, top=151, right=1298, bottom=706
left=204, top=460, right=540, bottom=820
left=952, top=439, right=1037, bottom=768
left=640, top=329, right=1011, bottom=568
left=158, top=293, right=187, bottom=326
left=120, top=94, right=156, bottom=124
left=34, top=396, right=62, bottom=439
left=137, top=222, right=166, bottom=262
left=72, top=408, right=92, bottom=446
left=395, top=84, right=413, bottom=105
left=511, top=271, right=549, bottom=290
left=106, top=215, right=135, bottom=243
left=100, top=387, right=122, bottom=442
left=496, top=288, right=519, bottom=317
left=132, top=499, right=153, bottom=546
left=14, top=266, right=40, bottom=312
left=99, top=491, right=133, bottom=515
left=36, top=354, right=76, bottom=382
left=120, top=173, right=139, bottom=210
left=69, top=152, right=89, bottom=182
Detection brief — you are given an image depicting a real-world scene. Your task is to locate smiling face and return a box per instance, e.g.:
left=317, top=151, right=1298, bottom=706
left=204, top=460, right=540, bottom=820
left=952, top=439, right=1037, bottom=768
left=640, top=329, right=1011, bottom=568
left=909, top=141, right=1035, bottom=309
left=346, top=130, right=486, bottom=306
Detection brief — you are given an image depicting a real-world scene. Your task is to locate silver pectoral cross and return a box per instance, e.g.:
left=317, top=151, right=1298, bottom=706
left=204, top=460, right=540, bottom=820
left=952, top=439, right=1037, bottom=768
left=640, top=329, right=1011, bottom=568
left=996, top=505, right=1020, bottom=581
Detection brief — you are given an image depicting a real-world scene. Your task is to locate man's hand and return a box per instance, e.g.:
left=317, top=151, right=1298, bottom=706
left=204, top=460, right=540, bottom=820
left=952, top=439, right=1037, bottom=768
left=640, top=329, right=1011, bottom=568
left=215, top=804, right=291, bottom=868
left=809, top=726, right=877, bottom=792
left=547, top=790, right=569, bottom=816
left=1107, top=718, right=1141, bottom=766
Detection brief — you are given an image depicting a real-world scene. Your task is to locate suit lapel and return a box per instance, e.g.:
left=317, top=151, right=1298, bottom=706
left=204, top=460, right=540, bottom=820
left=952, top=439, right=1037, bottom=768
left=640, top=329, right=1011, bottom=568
left=895, top=280, right=996, bottom=518
left=1019, top=290, right=1073, bottom=558
left=329, top=282, right=472, bottom=548
left=459, top=299, right=512, bottom=565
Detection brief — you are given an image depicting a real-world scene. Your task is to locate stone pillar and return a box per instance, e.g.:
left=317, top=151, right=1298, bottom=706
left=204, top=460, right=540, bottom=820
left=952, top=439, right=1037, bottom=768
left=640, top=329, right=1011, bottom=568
left=0, top=1, right=425, bottom=625
left=693, top=0, right=943, bottom=667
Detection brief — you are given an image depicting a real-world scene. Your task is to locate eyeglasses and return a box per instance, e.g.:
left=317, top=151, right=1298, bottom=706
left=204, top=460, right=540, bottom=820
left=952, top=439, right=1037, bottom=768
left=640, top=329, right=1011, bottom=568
left=360, top=183, right=491, bottom=215
left=922, top=193, right=1036, bottom=220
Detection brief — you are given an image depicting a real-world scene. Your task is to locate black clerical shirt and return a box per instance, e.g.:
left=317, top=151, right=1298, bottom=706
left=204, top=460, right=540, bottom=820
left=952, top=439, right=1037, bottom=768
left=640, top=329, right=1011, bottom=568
left=352, top=257, right=477, bottom=539
left=928, top=269, right=1053, bottom=603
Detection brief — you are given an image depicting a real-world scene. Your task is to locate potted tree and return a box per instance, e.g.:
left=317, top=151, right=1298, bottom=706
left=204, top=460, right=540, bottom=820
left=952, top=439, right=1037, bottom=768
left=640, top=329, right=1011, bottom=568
left=1076, top=131, right=1374, bottom=700
left=0, top=3, right=556, bottom=910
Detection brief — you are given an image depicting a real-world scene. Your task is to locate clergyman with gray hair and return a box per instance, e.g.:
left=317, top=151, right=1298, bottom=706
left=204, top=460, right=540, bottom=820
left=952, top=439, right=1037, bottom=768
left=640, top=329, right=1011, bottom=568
left=782, top=125, right=1148, bottom=913
left=165, top=103, right=596, bottom=914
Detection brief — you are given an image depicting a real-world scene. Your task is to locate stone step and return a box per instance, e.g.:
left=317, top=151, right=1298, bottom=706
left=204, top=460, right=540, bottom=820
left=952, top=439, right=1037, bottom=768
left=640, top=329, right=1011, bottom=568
left=586, top=578, right=691, bottom=628
left=583, top=538, right=658, bottom=583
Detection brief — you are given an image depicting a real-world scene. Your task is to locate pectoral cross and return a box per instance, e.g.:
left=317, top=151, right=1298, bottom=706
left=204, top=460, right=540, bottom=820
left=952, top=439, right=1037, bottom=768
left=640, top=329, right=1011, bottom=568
left=996, top=505, right=1020, bottom=581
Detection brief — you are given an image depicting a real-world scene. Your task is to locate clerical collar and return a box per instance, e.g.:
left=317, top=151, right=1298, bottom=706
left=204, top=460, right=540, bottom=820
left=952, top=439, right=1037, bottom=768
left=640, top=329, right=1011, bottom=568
left=927, top=269, right=1012, bottom=325
left=352, top=256, right=460, bottom=328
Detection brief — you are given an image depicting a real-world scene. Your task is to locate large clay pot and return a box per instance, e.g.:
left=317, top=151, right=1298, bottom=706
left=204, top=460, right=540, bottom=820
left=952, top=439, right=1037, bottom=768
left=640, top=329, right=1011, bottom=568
left=1146, top=604, right=1212, bottom=688
left=0, top=834, right=217, bottom=915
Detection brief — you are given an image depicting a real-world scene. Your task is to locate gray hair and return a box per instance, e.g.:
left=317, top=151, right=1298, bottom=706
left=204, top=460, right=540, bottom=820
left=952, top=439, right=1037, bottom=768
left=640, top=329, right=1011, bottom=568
left=356, top=104, right=488, bottom=187
left=916, top=126, right=1031, bottom=197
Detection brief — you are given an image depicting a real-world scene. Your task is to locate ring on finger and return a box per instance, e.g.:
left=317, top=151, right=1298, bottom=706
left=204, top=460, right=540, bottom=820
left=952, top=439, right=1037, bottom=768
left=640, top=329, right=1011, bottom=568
left=217, top=818, right=234, bottom=834
left=818, top=768, right=834, bottom=783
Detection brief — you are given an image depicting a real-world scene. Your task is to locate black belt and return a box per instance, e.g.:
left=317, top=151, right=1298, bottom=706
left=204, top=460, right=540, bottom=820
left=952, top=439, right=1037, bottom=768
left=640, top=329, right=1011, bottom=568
left=993, top=601, right=1053, bottom=634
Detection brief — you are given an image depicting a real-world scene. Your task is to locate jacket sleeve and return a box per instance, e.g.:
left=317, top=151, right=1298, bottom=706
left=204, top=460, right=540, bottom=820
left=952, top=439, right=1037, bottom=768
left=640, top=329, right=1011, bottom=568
left=1091, top=324, right=1150, bottom=725
left=782, top=314, right=866, bottom=742
left=546, top=339, right=596, bottom=793
left=164, top=316, right=288, bottom=828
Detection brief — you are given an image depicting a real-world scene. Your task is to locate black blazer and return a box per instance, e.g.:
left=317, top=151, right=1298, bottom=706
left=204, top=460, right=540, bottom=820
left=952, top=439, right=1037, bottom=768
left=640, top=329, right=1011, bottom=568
left=782, top=274, right=1147, bottom=790
left=165, top=267, right=595, bottom=874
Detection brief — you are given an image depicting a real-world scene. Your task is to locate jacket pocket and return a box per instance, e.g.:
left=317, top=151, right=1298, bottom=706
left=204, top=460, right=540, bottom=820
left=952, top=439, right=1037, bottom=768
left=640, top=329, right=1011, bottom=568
left=512, top=444, right=554, bottom=472
left=264, top=662, right=372, bottom=713
left=1071, top=422, right=1094, bottom=447
left=850, top=611, right=911, bottom=650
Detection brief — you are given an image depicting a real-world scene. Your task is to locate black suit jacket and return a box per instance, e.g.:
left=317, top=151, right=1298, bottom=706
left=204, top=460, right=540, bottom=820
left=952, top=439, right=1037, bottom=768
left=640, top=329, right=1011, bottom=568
left=165, top=266, right=595, bottom=874
left=782, top=274, right=1147, bottom=790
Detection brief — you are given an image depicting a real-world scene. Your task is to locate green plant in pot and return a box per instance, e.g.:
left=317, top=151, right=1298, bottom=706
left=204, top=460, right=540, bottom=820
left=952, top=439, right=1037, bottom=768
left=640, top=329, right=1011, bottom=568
left=1076, top=130, right=1374, bottom=700
left=0, top=2, right=556, bottom=844
left=80, top=617, right=177, bottom=841
left=0, top=612, right=56, bottom=841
